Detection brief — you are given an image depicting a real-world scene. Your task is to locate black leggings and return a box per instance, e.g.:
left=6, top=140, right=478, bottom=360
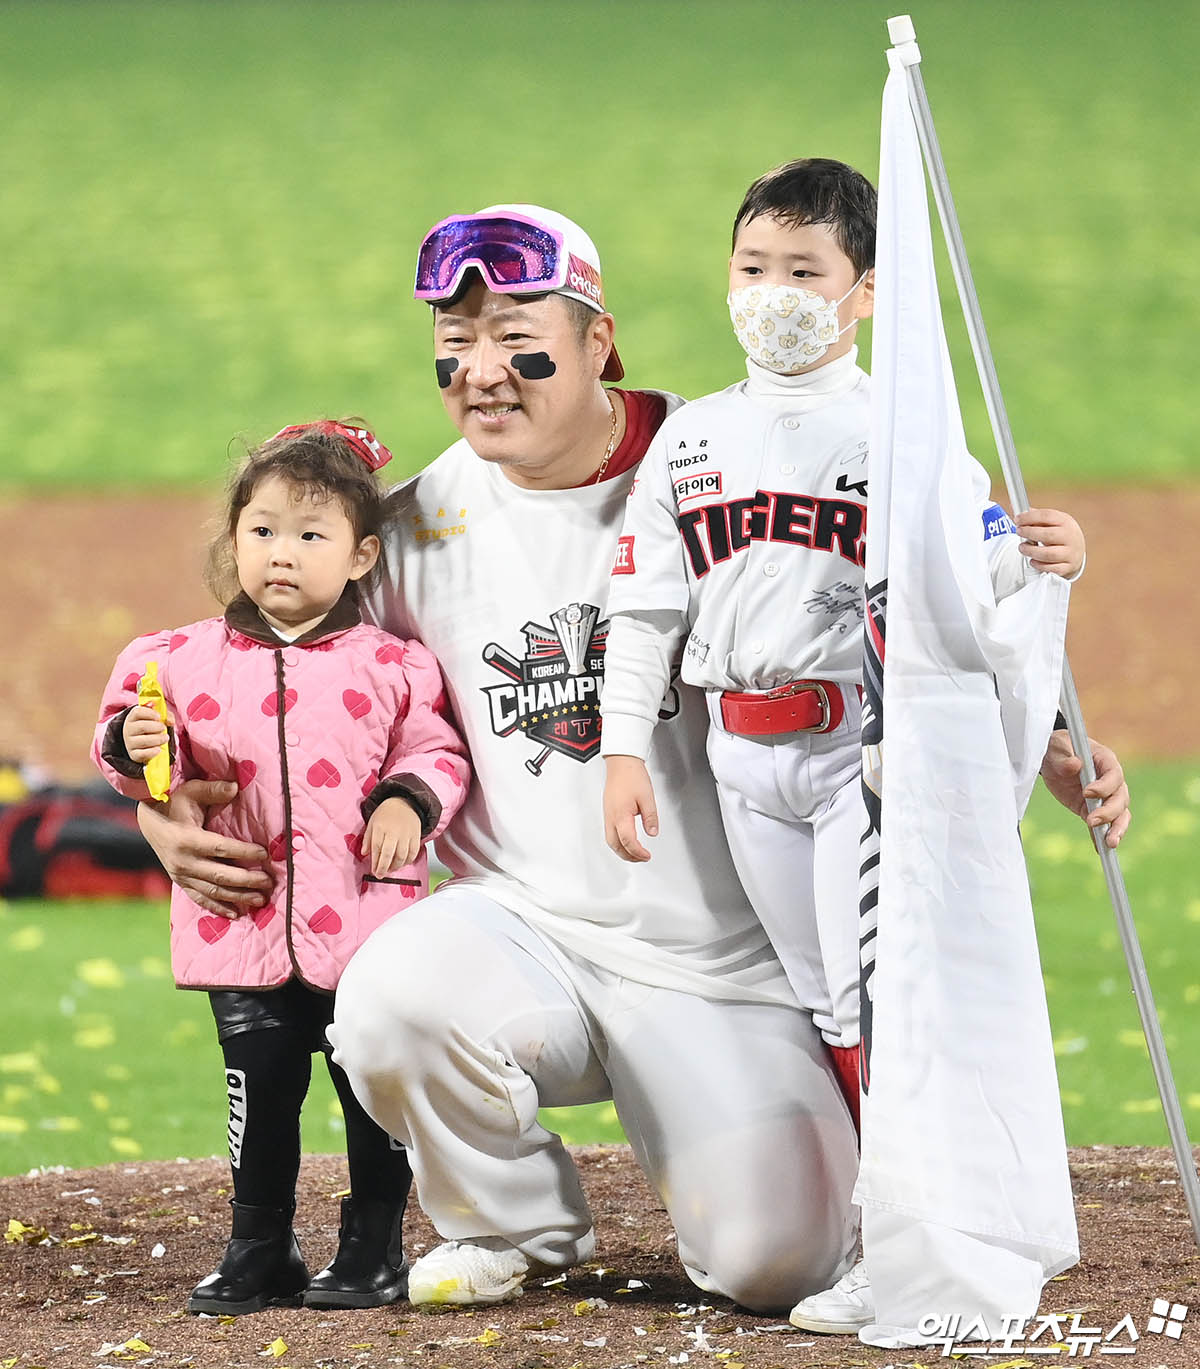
left=209, top=980, right=411, bottom=1210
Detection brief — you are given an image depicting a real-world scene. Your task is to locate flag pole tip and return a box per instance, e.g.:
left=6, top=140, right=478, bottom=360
left=887, top=14, right=917, bottom=44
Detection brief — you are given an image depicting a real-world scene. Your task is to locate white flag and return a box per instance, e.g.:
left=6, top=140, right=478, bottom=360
left=854, top=52, right=1078, bottom=1347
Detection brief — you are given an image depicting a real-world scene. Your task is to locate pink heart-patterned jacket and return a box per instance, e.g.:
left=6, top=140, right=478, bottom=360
left=92, top=589, right=470, bottom=992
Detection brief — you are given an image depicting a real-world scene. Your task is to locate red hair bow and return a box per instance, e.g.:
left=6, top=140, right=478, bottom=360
left=270, top=420, right=393, bottom=471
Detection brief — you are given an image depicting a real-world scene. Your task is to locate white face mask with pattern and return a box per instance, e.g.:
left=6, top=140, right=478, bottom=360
left=727, top=273, right=867, bottom=373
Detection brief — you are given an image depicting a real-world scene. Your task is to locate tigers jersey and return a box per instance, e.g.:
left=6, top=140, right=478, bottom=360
left=602, top=351, right=1029, bottom=756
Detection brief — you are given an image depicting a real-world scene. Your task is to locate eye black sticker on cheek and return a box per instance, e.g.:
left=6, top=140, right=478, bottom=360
left=511, top=352, right=557, bottom=380
left=435, top=357, right=459, bottom=389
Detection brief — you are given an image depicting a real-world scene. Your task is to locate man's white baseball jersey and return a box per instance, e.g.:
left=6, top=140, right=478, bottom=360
left=367, top=393, right=793, bottom=1008
left=333, top=392, right=861, bottom=1302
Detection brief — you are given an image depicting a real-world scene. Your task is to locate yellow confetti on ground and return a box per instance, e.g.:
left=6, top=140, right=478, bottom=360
left=1117, top=1029, right=1149, bottom=1053
left=0, top=1117, right=28, bottom=1136
left=1032, top=833, right=1073, bottom=864
left=6, top=1219, right=48, bottom=1244
left=90, top=1091, right=111, bottom=1112
left=475, top=1328, right=502, bottom=1346
left=105, top=1063, right=132, bottom=1081
left=63, top=1232, right=100, bottom=1246
left=262, top=1337, right=288, bottom=1358
left=1161, top=809, right=1196, bottom=836
left=0, top=1052, right=39, bottom=1075
left=76, top=958, right=125, bottom=989
left=1187, top=1094, right=1200, bottom=1110
left=124, top=1339, right=151, bottom=1352
left=139, top=956, right=169, bottom=977
left=1052, top=1035, right=1088, bottom=1057
left=42, top=1117, right=82, bottom=1132
left=8, top=925, right=45, bottom=952
left=35, top=1073, right=61, bottom=1095
left=1, top=1086, right=28, bottom=1106
left=1120, top=1098, right=1160, bottom=1114
left=109, top=1136, right=142, bottom=1157
left=1186, top=985, right=1200, bottom=1004
left=74, top=1022, right=116, bottom=1050
left=1188, top=900, right=1200, bottom=923
left=1060, top=1090, right=1085, bottom=1106
left=108, top=1116, right=132, bottom=1132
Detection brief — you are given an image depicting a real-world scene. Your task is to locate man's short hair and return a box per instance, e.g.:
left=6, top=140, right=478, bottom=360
left=732, top=158, right=877, bottom=276
left=559, top=293, right=599, bottom=342
left=433, top=277, right=597, bottom=344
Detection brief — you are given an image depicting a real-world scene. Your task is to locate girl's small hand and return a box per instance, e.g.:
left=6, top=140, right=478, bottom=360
left=123, top=705, right=170, bottom=764
left=1015, top=509, right=1085, bottom=579
left=364, top=797, right=423, bottom=876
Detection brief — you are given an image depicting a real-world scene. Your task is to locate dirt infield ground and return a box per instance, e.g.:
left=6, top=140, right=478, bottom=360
left=3, top=1145, right=1200, bottom=1369
left=0, top=486, right=1197, bottom=778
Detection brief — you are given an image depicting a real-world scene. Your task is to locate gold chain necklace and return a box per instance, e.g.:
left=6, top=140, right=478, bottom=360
left=590, top=394, right=620, bottom=485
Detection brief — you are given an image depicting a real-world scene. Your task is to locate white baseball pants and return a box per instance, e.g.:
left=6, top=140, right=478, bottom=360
left=705, top=689, right=863, bottom=1049
left=328, top=887, right=858, bottom=1312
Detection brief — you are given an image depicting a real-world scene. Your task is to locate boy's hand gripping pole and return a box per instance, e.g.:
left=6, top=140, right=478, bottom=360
left=887, top=13, right=1200, bottom=1251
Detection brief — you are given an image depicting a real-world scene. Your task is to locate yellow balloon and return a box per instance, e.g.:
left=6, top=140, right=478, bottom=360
left=137, top=661, right=172, bottom=802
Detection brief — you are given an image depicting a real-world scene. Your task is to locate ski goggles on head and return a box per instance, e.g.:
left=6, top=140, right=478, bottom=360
left=414, top=212, right=575, bottom=304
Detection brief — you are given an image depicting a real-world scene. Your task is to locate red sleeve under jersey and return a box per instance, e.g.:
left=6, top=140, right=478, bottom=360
left=590, top=389, right=669, bottom=485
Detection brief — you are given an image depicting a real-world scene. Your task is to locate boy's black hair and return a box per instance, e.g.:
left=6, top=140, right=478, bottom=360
left=732, top=158, right=877, bottom=275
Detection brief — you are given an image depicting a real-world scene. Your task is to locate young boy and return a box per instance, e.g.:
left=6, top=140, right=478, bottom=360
left=599, top=158, right=1084, bottom=1331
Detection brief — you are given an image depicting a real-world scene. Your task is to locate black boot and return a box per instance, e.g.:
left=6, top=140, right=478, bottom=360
left=303, top=1196, right=408, bottom=1308
left=187, top=1201, right=310, bottom=1316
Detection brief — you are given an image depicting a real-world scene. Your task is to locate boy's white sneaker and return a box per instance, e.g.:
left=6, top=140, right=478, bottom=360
left=788, top=1260, right=874, bottom=1334
left=406, top=1238, right=533, bottom=1306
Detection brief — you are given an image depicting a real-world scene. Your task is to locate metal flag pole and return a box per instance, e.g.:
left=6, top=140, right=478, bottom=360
left=884, top=13, right=1200, bottom=1249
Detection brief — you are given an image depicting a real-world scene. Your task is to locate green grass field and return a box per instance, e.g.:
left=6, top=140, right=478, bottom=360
left=1, top=761, right=1196, bottom=1176
left=2, top=0, right=1197, bottom=490
left=1, top=2, right=1195, bottom=1173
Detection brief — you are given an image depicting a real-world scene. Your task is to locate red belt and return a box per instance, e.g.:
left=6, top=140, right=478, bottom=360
left=719, top=679, right=845, bottom=737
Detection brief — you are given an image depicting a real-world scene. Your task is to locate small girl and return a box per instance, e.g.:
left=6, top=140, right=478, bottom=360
left=92, top=421, right=470, bottom=1316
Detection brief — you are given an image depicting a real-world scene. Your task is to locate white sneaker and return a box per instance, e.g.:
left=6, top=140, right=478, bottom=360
left=407, top=1238, right=533, bottom=1306
left=788, top=1260, right=874, bottom=1334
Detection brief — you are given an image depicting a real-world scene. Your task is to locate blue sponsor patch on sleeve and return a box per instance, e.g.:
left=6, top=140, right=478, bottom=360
left=981, top=502, right=1017, bottom=540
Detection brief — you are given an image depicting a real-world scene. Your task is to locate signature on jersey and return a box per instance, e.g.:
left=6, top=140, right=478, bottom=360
left=805, top=582, right=864, bottom=633
left=685, top=631, right=712, bottom=667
